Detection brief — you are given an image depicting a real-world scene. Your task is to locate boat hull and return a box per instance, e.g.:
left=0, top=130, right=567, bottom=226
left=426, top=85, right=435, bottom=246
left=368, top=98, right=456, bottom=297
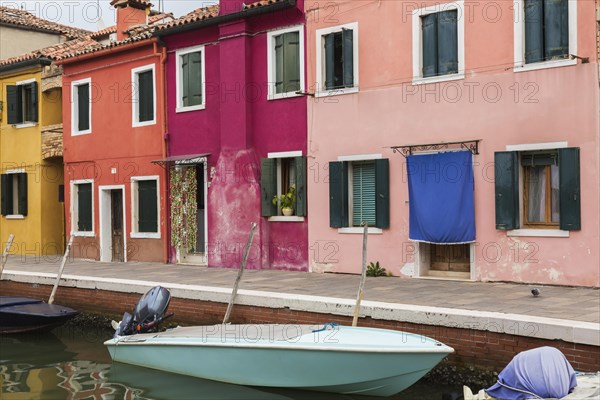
left=0, top=297, right=79, bottom=334
left=105, top=325, right=453, bottom=397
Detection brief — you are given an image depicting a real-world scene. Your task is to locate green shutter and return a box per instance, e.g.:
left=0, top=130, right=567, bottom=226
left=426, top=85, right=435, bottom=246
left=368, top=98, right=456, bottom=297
left=189, top=51, right=203, bottom=106
left=78, top=183, right=92, bottom=232
left=494, top=152, right=520, bottom=230
left=342, top=29, right=354, bottom=88
left=28, top=82, right=38, bottom=123
left=261, top=158, right=277, bottom=217
left=422, top=13, right=438, bottom=77
left=283, top=32, right=301, bottom=93
left=78, top=84, right=90, bottom=131
left=544, top=0, right=569, bottom=60
left=525, top=0, right=544, bottom=63
left=558, top=147, right=580, bottom=230
left=294, top=156, right=306, bottom=217
left=17, top=173, right=27, bottom=216
left=138, top=70, right=154, bottom=122
left=6, top=85, right=22, bottom=125
left=275, top=35, right=284, bottom=94
left=375, top=159, right=390, bottom=229
left=324, top=33, right=335, bottom=90
left=138, top=180, right=158, bottom=233
left=437, top=10, right=458, bottom=75
left=352, top=161, right=376, bottom=227
left=181, top=54, right=189, bottom=106
left=329, top=161, right=348, bottom=228
left=1, top=174, right=10, bottom=216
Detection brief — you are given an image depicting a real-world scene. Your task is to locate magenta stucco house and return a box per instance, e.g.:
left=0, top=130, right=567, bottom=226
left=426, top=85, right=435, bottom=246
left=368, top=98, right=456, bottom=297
left=306, top=0, right=599, bottom=287
left=155, top=0, right=308, bottom=270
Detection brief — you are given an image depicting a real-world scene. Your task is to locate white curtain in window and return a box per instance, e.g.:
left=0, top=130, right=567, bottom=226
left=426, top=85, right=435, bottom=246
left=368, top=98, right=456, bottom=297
left=551, top=164, right=560, bottom=222
left=528, top=166, right=546, bottom=222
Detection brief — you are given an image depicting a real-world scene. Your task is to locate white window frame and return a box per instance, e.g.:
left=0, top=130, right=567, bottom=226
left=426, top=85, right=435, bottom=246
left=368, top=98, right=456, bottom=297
left=267, top=151, right=305, bottom=222
left=3, top=168, right=25, bottom=219
left=71, top=77, right=92, bottom=136
left=131, top=63, right=157, bottom=127
left=130, top=175, right=161, bottom=238
left=175, top=45, right=206, bottom=113
left=513, top=0, right=578, bottom=73
left=315, top=22, right=359, bottom=98
left=267, top=25, right=305, bottom=101
left=71, top=179, right=95, bottom=237
left=412, top=1, right=465, bottom=85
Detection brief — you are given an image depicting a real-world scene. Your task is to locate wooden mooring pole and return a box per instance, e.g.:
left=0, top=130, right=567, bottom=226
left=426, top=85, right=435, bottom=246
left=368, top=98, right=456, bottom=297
left=49, top=235, right=74, bottom=305
left=0, top=234, right=15, bottom=280
left=352, top=222, right=369, bottom=327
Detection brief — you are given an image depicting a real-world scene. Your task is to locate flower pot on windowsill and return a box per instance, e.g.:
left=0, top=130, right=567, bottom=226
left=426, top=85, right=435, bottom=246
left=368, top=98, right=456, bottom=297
left=281, top=207, right=294, bottom=217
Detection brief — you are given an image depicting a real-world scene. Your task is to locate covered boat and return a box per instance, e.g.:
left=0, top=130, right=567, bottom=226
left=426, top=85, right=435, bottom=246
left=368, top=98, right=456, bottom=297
left=0, top=297, right=79, bottom=334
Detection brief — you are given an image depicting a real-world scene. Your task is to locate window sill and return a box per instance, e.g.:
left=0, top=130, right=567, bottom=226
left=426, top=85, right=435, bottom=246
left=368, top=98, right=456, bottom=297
left=5, top=215, right=25, bottom=220
left=315, top=86, right=359, bottom=98
left=513, top=59, right=577, bottom=73
left=338, top=227, right=383, bottom=235
left=268, top=216, right=305, bottom=222
left=412, top=73, right=465, bottom=86
left=507, top=229, right=569, bottom=238
left=132, top=120, right=157, bottom=128
left=71, top=129, right=92, bottom=136
left=268, top=91, right=304, bottom=101
left=130, top=232, right=161, bottom=239
left=176, top=104, right=205, bottom=113
left=72, top=231, right=95, bottom=237
left=14, top=122, right=37, bottom=129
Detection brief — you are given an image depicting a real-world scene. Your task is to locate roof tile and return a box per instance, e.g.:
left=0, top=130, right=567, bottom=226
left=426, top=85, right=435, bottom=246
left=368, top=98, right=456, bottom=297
left=0, top=5, right=90, bottom=38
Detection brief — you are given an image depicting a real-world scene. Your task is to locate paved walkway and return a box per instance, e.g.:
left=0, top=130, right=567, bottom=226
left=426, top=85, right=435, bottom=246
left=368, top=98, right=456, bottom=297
left=2, top=257, right=599, bottom=345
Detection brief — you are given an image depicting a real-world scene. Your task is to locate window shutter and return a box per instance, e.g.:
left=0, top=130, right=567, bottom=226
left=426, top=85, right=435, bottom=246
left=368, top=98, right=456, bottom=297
left=189, top=51, right=203, bottom=106
left=294, top=156, right=306, bottom=217
left=138, top=70, right=154, bottom=122
left=261, top=158, right=277, bottom=217
left=138, top=180, right=158, bottom=233
left=324, top=34, right=335, bottom=90
left=181, top=54, right=189, bottom=106
left=78, top=183, right=92, bottom=231
left=0, top=174, right=10, bottom=216
left=437, top=11, right=458, bottom=75
left=558, top=147, right=580, bottom=230
left=352, top=162, right=376, bottom=227
left=494, top=152, right=520, bottom=230
left=17, top=173, right=27, bottom=216
left=77, top=84, right=90, bottom=131
left=543, top=0, right=569, bottom=60
left=525, top=0, right=544, bottom=63
left=422, top=13, right=438, bottom=77
left=342, top=29, right=354, bottom=88
left=329, top=161, right=348, bottom=228
left=28, top=82, right=38, bottom=123
left=274, top=34, right=284, bottom=94
left=6, top=85, right=22, bottom=125
left=283, top=32, right=301, bottom=93
left=375, top=159, right=390, bottom=229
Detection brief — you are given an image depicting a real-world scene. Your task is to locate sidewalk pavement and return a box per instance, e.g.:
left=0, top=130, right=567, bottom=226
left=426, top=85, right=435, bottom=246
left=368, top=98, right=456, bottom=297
left=2, top=257, right=599, bottom=346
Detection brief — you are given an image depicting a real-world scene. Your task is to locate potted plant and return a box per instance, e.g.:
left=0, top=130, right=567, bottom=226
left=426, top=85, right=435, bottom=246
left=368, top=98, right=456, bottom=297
left=272, top=185, right=296, bottom=216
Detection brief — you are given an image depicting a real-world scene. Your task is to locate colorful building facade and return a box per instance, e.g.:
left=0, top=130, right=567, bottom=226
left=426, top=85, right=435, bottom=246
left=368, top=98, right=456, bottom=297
left=156, top=0, right=308, bottom=270
left=305, top=0, right=599, bottom=287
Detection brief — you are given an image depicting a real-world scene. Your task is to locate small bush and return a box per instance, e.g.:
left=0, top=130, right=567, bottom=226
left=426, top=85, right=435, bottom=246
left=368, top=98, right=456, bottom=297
left=366, top=261, right=387, bottom=277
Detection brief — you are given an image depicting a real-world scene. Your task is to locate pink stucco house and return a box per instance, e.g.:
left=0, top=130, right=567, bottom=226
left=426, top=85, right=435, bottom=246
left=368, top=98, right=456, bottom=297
left=155, top=0, right=308, bottom=270
left=306, top=0, right=599, bottom=287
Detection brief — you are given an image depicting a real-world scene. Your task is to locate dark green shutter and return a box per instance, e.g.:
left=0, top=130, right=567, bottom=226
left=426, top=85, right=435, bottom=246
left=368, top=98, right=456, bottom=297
left=294, top=156, right=306, bottom=217
left=6, top=85, right=22, bottom=125
left=28, top=82, right=38, bottom=123
left=78, top=183, right=92, bottom=231
left=181, top=54, right=189, bottom=106
left=275, top=35, right=284, bottom=93
left=329, top=161, right=348, bottom=228
left=189, top=51, right=203, bottom=106
left=283, top=32, right=301, bottom=93
left=544, top=0, right=569, bottom=60
left=138, top=180, right=158, bottom=233
left=494, top=152, right=520, bottom=230
left=342, top=29, right=354, bottom=87
left=324, top=34, right=335, bottom=90
left=78, top=84, right=90, bottom=131
left=1, top=174, right=10, bottom=216
left=17, top=173, right=27, bottom=216
left=437, top=11, right=458, bottom=75
left=525, top=0, right=544, bottom=63
left=261, top=158, right=277, bottom=217
left=558, top=147, right=580, bottom=230
left=138, top=70, right=154, bottom=122
left=375, top=159, right=390, bottom=229
left=422, top=13, right=438, bottom=77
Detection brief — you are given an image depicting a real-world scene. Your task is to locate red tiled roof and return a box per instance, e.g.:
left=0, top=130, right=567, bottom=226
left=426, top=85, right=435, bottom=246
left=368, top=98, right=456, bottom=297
left=244, top=0, right=282, bottom=9
left=0, top=38, right=102, bottom=67
left=0, top=5, right=90, bottom=39
left=90, top=25, right=117, bottom=39
left=155, top=4, right=220, bottom=30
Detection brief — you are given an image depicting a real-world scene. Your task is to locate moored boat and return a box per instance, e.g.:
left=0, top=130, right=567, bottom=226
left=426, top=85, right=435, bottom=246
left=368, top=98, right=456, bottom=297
left=0, top=297, right=79, bottom=334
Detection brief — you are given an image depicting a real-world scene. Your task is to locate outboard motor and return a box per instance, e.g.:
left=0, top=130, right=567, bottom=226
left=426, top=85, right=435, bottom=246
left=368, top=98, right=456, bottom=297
left=114, top=286, right=173, bottom=337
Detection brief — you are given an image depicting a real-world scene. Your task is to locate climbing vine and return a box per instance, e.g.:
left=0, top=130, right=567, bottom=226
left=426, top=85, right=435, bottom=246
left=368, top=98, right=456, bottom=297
left=170, top=167, right=197, bottom=253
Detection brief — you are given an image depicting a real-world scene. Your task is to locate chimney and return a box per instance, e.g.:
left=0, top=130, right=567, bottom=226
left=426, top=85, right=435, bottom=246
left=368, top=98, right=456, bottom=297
left=219, top=0, right=258, bottom=16
left=111, top=0, right=151, bottom=41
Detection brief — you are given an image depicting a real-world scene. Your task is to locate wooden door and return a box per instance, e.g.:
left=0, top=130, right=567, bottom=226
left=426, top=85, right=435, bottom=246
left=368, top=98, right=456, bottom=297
left=111, top=190, right=124, bottom=262
left=430, top=244, right=470, bottom=273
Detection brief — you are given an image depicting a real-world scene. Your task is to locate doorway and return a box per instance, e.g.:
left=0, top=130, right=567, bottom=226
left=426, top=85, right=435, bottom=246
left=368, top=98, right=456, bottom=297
left=181, top=163, right=208, bottom=265
left=99, top=186, right=126, bottom=262
left=417, top=242, right=473, bottom=280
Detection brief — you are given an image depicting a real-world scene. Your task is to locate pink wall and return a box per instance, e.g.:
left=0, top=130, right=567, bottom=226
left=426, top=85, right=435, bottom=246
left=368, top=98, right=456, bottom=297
left=306, top=0, right=599, bottom=286
left=161, top=1, right=308, bottom=270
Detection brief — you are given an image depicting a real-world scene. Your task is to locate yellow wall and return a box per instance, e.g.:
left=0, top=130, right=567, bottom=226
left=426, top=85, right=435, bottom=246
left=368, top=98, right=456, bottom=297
left=42, top=89, right=62, bottom=126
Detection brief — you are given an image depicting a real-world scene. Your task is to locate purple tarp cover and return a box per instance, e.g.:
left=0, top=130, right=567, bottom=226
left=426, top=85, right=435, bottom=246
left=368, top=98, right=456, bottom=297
left=486, top=347, right=577, bottom=399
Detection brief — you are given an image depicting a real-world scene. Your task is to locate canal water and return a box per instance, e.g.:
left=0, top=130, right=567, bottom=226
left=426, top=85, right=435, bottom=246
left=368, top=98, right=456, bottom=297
left=1, top=325, right=462, bottom=400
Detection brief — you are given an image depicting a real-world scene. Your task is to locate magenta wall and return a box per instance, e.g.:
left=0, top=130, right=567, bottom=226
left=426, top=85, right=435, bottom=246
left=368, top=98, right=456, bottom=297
left=162, top=1, right=308, bottom=270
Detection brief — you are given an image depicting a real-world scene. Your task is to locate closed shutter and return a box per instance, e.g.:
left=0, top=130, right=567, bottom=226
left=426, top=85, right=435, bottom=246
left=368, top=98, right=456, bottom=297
left=375, top=159, right=390, bottom=229
left=324, top=33, right=335, bottom=90
left=525, top=0, right=544, bottom=63
left=77, top=83, right=90, bottom=131
left=558, top=147, right=580, bottom=230
left=329, top=161, right=348, bottom=228
left=437, top=10, right=458, bottom=75
left=6, top=85, right=22, bottom=125
left=1, top=174, right=11, bottom=216
left=17, top=173, right=27, bottom=216
left=352, top=161, right=376, bottom=227
left=342, top=29, right=354, bottom=88
left=294, top=156, right=306, bottom=217
left=494, top=152, right=520, bottom=230
left=189, top=51, right=203, bottom=106
left=261, top=158, right=277, bottom=217
left=77, top=183, right=92, bottom=232
left=138, top=180, right=158, bottom=233
left=275, top=35, right=284, bottom=93
left=422, top=13, right=438, bottom=77
left=544, top=0, right=569, bottom=60
left=181, top=54, right=190, bottom=106
left=284, top=32, right=301, bottom=93
left=28, top=82, right=38, bottom=123
left=138, top=70, right=154, bottom=122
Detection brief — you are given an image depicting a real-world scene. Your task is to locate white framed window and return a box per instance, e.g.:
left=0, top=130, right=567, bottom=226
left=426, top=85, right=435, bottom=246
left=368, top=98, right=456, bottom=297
left=513, top=0, right=577, bottom=72
left=315, top=22, right=359, bottom=97
left=260, top=151, right=306, bottom=221
left=412, top=1, right=465, bottom=85
left=131, top=64, right=156, bottom=127
left=6, top=78, right=38, bottom=127
left=0, top=169, right=27, bottom=219
left=71, top=179, right=94, bottom=237
left=267, top=25, right=305, bottom=100
left=71, top=77, right=92, bottom=135
left=176, top=45, right=206, bottom=113
left=130, top=176, right=160, bottom=238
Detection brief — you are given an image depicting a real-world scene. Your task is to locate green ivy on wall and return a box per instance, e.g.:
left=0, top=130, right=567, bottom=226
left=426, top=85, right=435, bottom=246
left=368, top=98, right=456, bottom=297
left=170, top=167, right=198, bottom=253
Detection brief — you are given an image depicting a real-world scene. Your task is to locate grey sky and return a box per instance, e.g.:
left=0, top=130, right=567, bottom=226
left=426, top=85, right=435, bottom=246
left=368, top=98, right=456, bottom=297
left=0, top=0, right=218, bottom=31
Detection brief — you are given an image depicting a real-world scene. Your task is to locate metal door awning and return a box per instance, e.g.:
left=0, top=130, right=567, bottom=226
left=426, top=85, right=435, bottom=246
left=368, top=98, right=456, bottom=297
left=390, top=139, right=480, bottom=158
left=151, top=153, right=210, bottom=166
